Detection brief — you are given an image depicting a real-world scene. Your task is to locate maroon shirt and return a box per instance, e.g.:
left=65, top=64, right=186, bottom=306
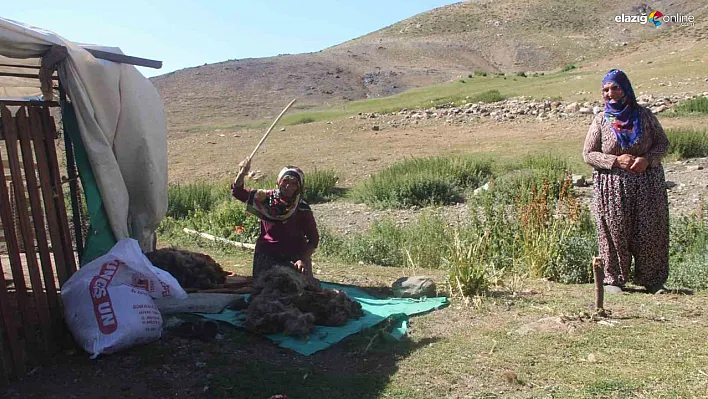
left=231, top=184, right=319, bottom=260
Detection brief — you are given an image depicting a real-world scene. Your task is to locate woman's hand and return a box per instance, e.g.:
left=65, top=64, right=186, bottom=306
left=238, top=157, right=252, bottom=174
left=629, top=157, right=649, bottom=173
left=294, top=259, right=314, bottom=278
left=614, top=154, right=635, bottom=171
left=234, top=157, right=252, bottom=186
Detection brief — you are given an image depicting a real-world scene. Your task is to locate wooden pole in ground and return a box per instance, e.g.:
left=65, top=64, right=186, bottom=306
left=593, top=256, right=604, bottom=311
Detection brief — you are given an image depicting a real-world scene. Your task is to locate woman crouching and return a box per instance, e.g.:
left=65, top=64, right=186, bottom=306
left=231, top=158, right=319, bottom=281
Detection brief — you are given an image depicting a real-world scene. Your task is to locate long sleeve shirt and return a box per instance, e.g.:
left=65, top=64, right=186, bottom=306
left=231, top=183, right=319, bottom=260
left=583, top=107, right=670, bottom=170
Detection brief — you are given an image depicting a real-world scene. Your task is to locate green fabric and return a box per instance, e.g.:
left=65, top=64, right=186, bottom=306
left=198, top=283, right=449, bottom=356
left=62, top=102, right=116, bottom=266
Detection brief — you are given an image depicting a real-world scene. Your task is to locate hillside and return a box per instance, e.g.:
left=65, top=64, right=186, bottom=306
left=151, top=0, right=708, bottom=132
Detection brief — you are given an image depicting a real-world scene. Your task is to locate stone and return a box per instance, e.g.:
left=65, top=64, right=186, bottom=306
left=392, top=276, right=437, bottom=299
left=578, top=107, right=592, bottom=114
left=564, top=102, right=580, bottom=112
left=592, top=106, right=603, bottom=115
left=572, top=174, right=586, bottom=187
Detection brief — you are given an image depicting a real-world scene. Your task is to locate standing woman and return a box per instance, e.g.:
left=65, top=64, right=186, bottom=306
left=231, top=158, right=319, bottom=280
left=583, top=69, right=670, bottom=294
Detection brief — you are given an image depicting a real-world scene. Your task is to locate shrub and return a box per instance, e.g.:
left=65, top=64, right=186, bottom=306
left=444, top=229, right=496, bottom=298
left=185, top=199, right=260, bottom=242
left=668, top=204, right=708, bottom=290
left=303, top=169, right=340, bottom=204
left=666, top=128, right=708, bottom=158
left=342, top=220, right=404, bottom=266
left=561, top=64, right=577, bottom=72
left=516, top=72, right=527, bottom=77
left=474, top=71, right=488, bottom=77
left=167, top=181, right=223, bottom=219
left=469, top=90, right=505, bottom=103
left=352, top=156, right=493, bottom=208
left=672, top=97, right=708, bottom=115
left=482, top=154, right=571, bottom=205
left=293, top=116, right=316, bottom=125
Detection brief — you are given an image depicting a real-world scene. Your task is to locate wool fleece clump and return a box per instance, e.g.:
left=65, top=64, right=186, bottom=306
left=245, top=266, right=364, bottom=337
left=145, top=248, right=229, bottom=290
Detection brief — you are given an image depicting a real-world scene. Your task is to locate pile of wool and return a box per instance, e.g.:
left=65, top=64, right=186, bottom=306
left=146, top=248, right=228, bottom=290
left=245, top=266, right=364, bottom=337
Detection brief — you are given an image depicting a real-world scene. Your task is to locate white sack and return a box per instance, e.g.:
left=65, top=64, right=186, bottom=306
left=61, top=239, right=187, bottom=358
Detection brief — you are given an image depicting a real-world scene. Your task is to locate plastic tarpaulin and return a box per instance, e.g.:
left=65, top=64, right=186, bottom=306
left=199, top=283, right=449, bottom=356
left=0, top=17, right=167, bottom=252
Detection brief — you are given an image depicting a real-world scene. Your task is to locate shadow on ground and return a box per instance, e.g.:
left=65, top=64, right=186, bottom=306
left=2, top=318, right=438, bottom=399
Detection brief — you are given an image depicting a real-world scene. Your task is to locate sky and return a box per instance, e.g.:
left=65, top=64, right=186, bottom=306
left=3, top=0, right=458, bottom=77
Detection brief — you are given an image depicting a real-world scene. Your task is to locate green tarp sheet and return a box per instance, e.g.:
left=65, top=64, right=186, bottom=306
left=198, top=283, right=449, bottom=356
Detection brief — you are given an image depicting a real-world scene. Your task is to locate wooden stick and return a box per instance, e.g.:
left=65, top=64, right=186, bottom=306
left=182, top=228, right=255, bottom=250
left=592, top=256, right=604, bottom=310
left=247, top=98, right=297, bottom=161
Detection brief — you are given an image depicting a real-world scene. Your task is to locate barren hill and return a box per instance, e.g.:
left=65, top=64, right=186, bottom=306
left=151, top=0, right=707, bottom=132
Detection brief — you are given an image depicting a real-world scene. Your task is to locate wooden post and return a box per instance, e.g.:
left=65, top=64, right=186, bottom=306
left=592, top=256, right=604, bottom=311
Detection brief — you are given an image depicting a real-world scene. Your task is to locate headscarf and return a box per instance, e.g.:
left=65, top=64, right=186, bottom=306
left=246, top=166, right=307, bottom=222
left=602, top=69, right=642, bottom=148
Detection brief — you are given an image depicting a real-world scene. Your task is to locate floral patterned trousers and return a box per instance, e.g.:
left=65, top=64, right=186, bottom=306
left=592, top=166, right=669, bottom=288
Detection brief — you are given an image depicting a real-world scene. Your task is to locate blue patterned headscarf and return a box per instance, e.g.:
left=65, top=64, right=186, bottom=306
left=602, top=69, right=642, bottom=148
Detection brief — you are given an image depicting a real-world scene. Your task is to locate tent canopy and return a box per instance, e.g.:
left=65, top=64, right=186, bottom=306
left=0, top=17, right=168, bottom=254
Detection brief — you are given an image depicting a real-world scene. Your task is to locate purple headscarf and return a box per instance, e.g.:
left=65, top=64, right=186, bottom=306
left=602, top=69, right=642, bottom=148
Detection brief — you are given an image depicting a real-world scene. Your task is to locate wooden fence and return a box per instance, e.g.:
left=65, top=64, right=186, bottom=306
left=0, top=102, right=77, bottom=381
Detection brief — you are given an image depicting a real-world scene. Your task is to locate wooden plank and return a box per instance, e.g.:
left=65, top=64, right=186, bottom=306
left=38, top=106, right=77, bottom=279
left=0, top=101, right=59, bottom=108
left=0, top=256, right=24, bottom=378
left=0, top=107, right=28, bottom=375
left=17, top=108, right=61, bottom=337
left=85, top=48, right=162, bottom=69
left=1, top=107, right=52, bottom=351
left=0, top=72, right=55, bottom=80
left=28, top=107, right=68, bottom=286
left=0, top=63, right=41, bottom=70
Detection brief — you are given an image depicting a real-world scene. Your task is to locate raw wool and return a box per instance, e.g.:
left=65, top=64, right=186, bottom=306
left=245, top=266, right=364, bottom=337
left=145, top=248, right=228, bottom=290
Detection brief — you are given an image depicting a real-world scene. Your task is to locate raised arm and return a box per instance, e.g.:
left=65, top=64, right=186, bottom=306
left=231, top=157, right=252, bottom=202
left=583, top=115, right=617, bottom=170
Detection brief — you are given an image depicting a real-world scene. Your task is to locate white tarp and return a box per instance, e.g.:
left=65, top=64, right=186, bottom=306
left=0, top=17, right=167, bottom=251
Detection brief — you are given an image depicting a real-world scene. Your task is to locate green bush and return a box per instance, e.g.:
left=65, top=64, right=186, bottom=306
left=516, top=72, right=527, bottom=77
left=444, top=230, right=495, bottom=297
left=474, top=71, right=488, bottom=77
left=668, top=204, right=708, bottom=290
left=352, top=156, right=493, bottom=208
left=482, top=154, right=571, bottom=205
left=303, top=169, right=340, bottom=204
left=167, top=181, right=223, bottom=219
left=293, top=116, right=316, bottom=125
left=561, top=64, right=577, bottom=72
left=469, top=90, right=505, bottom=103
left=341, top=220, right=404, bottom=266
left=666, top=128, right=708, bottom=158
left=186, top=199, right=260, bottom=242
left=546, top=235, right=597, bottom=284
left=672, top=97, right=708, bottom=115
